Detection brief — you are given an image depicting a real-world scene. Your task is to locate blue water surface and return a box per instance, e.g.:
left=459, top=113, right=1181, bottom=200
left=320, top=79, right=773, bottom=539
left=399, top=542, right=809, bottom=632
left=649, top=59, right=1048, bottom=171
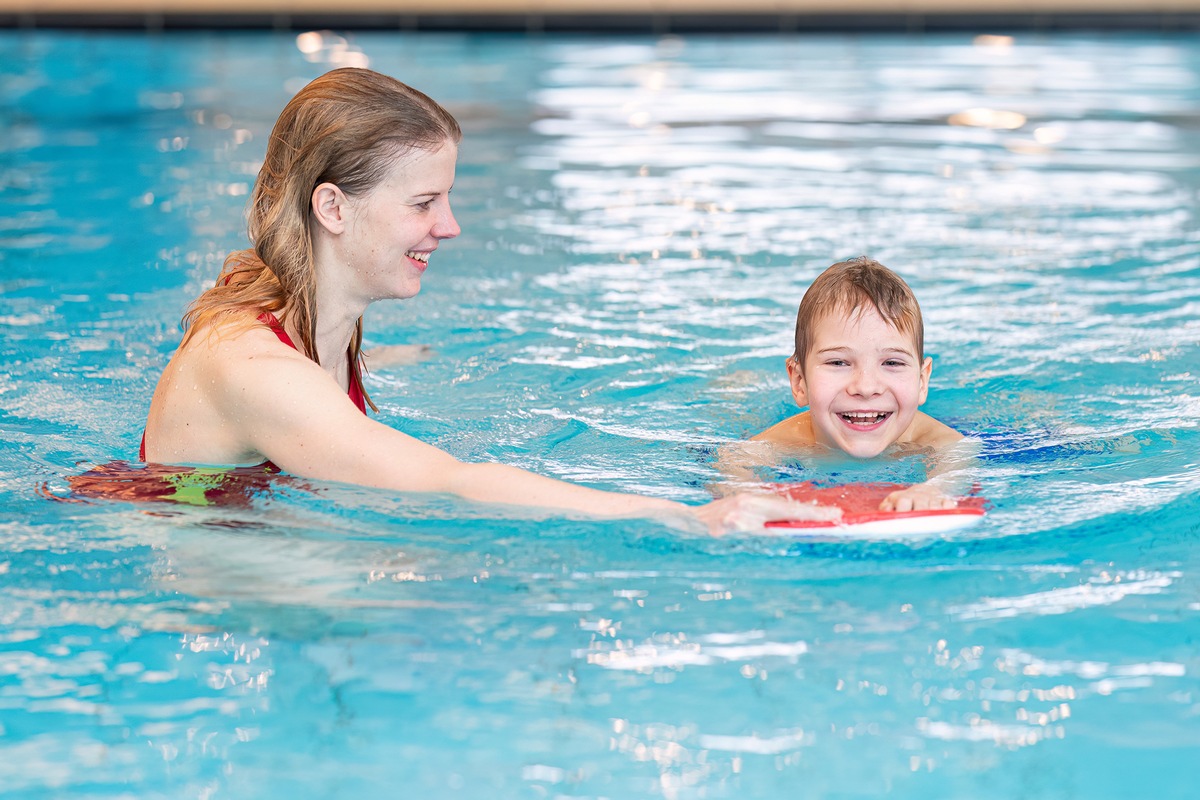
left=1, top=29, right=1199, bottom=799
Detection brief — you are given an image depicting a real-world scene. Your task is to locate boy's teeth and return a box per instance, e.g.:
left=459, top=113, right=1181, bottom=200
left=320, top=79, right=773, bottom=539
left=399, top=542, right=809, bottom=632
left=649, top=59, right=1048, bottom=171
left=841, top=412, right=888, bottom=423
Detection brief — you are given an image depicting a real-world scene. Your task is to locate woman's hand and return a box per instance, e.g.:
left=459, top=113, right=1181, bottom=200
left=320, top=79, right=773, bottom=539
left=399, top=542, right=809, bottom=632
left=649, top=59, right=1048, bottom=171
left=689, top=493, right=842, bottom=536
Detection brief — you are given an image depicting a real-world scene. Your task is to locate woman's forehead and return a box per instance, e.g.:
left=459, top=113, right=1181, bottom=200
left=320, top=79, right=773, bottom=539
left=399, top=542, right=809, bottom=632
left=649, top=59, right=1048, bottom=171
left=376, top=141, right=458, bottom=187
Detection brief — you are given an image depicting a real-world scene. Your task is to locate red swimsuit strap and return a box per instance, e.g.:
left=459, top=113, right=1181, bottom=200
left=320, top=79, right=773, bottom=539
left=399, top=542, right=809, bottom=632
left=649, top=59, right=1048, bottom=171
left=257, top=312, right=367, bottom=413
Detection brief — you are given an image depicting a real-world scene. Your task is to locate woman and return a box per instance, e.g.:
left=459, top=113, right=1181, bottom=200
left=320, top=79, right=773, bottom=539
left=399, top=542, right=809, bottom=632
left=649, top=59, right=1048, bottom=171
left=141, top=68, right=830, bottom=534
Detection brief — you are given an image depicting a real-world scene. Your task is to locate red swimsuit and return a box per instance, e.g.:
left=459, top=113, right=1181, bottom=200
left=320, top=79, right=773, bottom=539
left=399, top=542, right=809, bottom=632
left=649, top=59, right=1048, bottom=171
left=139, top=312, right=367, bottom=462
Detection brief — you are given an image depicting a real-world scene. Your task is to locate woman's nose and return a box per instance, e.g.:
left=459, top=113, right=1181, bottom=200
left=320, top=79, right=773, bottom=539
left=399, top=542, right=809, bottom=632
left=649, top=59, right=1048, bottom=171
left=434, top=202, right=460, bottom=240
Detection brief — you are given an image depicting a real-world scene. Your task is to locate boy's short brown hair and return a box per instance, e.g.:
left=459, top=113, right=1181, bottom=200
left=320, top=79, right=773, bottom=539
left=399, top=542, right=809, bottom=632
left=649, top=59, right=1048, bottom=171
left=792, top=256, right=924, bottom=370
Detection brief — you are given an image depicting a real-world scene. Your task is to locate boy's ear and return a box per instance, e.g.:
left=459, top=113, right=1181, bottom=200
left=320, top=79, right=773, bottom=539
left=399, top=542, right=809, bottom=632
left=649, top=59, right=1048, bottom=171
left=311, top=182, right=350, bottom=235
left=786, top=356, right=809, bottom=408
left=918, top=356, right=932, bottom=404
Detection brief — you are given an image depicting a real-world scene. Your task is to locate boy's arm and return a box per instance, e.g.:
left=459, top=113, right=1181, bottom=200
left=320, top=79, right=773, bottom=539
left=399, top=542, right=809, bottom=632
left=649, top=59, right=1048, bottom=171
left=363, top=343, right=434, bottom=368
left=711, top=413, right=811, bottom=496
left=717, top=411, right=979, bottom=513
left=880, top=435, right=981, bottom=511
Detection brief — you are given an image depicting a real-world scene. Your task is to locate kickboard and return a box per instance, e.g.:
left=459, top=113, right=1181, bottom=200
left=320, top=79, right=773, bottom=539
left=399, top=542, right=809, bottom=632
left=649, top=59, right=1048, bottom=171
left=762, top=482, right=988, bottom=538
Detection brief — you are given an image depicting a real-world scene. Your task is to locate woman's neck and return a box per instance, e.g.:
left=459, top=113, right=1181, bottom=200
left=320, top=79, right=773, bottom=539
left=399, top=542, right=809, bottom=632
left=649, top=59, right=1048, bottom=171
left=315, top=308, right=361, bottom=365
left=281, top=298, right=364, bottom=386
left=307, top=231, right=371, bottom=376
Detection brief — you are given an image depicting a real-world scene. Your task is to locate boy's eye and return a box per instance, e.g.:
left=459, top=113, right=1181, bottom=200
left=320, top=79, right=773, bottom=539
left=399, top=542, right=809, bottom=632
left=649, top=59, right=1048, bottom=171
left=826, top=359, right=850, bottom=367
left=883, top=359, right=908, bottom=368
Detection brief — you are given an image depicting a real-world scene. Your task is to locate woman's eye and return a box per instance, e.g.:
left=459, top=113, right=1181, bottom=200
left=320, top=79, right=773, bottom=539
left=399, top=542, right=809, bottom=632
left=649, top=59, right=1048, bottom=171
left=415, top=200, right=434, bottom=211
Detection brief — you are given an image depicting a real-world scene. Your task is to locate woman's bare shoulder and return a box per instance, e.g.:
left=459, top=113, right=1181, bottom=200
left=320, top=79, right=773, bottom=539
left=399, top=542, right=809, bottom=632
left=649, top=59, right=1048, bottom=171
left=160, top=315, right=325, bottom=418
left=146, top=314, right=312, bottom=464
left=179, top=315, right=308, bottom=375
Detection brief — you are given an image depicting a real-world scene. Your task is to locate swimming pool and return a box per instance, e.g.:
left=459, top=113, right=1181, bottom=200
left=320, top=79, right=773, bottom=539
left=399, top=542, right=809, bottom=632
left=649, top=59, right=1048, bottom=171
left=2, top=27, right=1199, bottom=798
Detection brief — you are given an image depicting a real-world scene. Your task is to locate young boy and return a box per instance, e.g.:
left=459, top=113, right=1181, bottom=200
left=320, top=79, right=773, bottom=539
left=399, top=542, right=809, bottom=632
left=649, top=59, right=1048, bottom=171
left=748, top=256, right=968, bottom=511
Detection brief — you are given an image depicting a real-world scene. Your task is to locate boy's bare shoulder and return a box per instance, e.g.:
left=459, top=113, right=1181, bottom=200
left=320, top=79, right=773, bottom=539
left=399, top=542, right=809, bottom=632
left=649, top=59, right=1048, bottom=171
left=910, top=412, right=964, bottom=449
left=751, top=411, right=815, bottom=446
left=715, top=414, right=811, bottom=490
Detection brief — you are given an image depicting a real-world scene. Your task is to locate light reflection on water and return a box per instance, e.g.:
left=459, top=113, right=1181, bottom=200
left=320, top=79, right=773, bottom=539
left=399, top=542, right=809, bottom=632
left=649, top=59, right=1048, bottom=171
left=2, top=29, right=1200, bottom=800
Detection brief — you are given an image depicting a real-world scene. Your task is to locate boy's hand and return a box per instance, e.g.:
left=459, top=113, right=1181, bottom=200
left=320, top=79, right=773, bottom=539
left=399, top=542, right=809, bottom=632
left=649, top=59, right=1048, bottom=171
left=363, top=344, right=435, bottom=368
left=880, top=483, right=958, bottom=512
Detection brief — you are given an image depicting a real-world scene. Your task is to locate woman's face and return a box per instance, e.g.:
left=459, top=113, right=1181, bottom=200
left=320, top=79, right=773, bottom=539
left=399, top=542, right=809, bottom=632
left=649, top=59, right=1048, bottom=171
left=339, top=141, right=460, bottom=302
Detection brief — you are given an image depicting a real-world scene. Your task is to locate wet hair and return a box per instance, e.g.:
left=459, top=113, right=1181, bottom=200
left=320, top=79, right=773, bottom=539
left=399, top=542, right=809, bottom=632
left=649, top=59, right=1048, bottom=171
left=792, top=256, right=924, bottom=371
left=180, top=67, right=462, bottom=410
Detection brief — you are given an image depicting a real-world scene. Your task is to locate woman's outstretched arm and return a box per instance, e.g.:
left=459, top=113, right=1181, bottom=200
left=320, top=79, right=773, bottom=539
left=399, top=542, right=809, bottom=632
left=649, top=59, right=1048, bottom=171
left=184, top=329, right=837, bottom=534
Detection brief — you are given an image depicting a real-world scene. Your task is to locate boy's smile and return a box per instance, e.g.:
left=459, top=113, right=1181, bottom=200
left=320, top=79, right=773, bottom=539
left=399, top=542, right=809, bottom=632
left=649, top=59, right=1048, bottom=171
left=787, top=304, right=932, bottom=459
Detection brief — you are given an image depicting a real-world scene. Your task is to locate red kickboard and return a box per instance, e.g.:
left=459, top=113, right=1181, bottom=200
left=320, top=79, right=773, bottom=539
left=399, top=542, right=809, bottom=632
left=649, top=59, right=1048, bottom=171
left=763, top=482, right=988, bottom=536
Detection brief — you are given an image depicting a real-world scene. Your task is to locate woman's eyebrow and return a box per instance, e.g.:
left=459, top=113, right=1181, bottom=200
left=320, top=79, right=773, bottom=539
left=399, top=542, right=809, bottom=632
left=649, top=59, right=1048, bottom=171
left=409, top=184, right=453, bottom=200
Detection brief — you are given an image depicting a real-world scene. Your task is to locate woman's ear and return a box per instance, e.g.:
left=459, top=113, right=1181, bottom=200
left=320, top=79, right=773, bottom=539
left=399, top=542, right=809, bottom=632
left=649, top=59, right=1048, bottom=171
left=311, top=182, right=349, bottom=235
left=786, top=356, right=809, bottom=409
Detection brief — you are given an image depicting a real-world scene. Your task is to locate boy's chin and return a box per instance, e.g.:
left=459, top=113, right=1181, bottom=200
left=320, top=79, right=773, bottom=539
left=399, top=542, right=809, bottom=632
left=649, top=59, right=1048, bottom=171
left=812, top=435, right=894, bottom=461
left=840, top=444, right=893, bottom=460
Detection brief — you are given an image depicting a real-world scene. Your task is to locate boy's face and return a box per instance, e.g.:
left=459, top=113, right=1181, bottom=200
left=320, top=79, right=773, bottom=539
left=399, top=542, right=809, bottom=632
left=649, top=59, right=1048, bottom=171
left=788, top=304, right=932, bottom=459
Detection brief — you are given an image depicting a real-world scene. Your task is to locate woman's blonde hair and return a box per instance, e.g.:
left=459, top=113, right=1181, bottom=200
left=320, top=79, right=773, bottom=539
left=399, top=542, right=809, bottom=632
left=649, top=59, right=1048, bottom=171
left=792, top=256, right=924, bottom=371
left=181, top=67, right=462, bottom=410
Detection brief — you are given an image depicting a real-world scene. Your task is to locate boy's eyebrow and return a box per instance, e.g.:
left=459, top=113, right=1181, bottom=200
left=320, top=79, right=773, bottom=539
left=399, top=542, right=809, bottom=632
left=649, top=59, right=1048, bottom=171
left=815, top=345, right=916, bottom=356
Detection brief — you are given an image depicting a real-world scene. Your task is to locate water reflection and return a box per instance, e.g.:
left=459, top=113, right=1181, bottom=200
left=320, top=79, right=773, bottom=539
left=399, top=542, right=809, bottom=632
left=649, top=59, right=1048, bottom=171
left=3, top=30, right=1200, bottom=800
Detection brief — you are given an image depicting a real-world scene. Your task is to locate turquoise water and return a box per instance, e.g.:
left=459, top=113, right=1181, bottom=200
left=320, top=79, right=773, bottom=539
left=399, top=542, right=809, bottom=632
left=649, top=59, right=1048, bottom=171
left=3, top=29, right=1199, bottom=798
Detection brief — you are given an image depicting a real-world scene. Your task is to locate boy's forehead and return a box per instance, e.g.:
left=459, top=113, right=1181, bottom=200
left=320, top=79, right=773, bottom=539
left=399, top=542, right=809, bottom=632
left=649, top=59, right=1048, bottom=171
left=810, top=302, right=918, bottom=347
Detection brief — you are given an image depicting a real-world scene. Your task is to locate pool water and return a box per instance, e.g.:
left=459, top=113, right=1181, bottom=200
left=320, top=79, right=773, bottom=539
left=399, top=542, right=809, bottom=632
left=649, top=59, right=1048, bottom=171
left=2, top=29, right=1199, bottom=799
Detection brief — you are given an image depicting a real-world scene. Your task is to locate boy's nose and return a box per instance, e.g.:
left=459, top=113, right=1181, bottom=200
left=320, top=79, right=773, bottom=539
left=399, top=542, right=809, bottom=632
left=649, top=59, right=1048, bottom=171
left=848, top=367, right=884, bottom=396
